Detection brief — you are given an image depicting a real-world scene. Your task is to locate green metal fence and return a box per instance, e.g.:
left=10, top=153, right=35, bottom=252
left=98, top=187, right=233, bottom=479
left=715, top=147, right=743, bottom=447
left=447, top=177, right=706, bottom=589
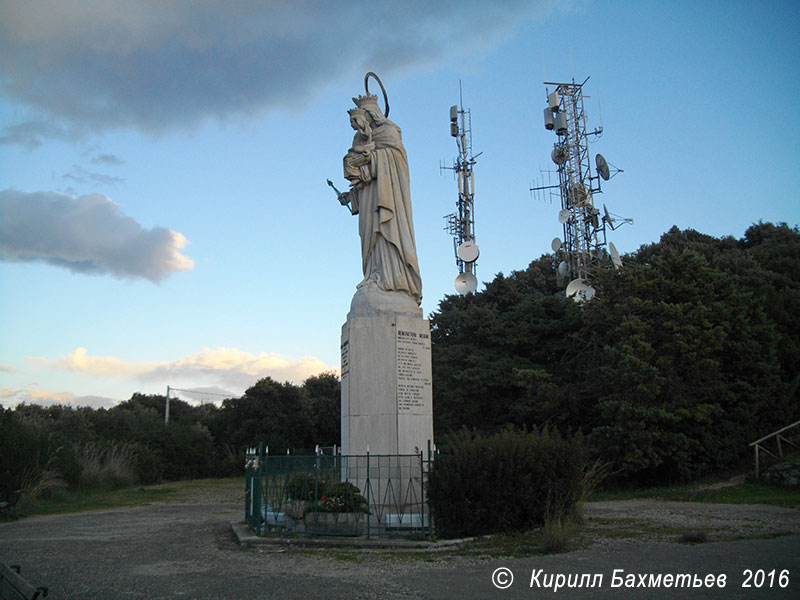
left=245, top=445, right=435, bottom=538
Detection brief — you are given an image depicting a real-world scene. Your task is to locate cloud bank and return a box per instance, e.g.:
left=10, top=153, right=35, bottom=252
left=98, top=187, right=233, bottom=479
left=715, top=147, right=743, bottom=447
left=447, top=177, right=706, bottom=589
left=29, top=346, right=334, bottom=391
left=0, top=189, right=194, bottom=281
left=0, top=388, right=117, bottom=409
left=0, top=0, right=560, bottom=143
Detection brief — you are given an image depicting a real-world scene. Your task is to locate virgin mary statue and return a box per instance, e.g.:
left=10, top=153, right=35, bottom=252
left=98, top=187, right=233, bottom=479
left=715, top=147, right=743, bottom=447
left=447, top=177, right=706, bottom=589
left=343, top=93, right=422, bottom=307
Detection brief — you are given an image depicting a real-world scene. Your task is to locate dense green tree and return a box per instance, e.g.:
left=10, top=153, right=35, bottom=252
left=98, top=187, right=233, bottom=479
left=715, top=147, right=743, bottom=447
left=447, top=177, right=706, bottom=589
left=431, top=223, right=800, bottom=484
left=431, top=255, right=580, bottom=433
left=303, top=372, right=341, bottom=447
left=212, top=377, right=315, bottom=453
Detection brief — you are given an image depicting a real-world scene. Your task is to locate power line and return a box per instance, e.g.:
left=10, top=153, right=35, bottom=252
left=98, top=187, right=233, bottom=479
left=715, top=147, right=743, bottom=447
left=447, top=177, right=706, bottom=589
left=168, top=387, right=233, bottom=398
left=164, top=385, right=236, bottom=424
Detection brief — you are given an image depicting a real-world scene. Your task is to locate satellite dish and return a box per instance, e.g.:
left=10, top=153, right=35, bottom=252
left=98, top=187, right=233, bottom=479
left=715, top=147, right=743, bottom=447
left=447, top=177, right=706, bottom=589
left=565, top=278, right=596, bottom=303
left=454, top=272, right=478, bottom=295
left=558, top=261, right=570, bottom=277
left=551, top=147, right=567, bottom=165
left=596, top=154, right=610, bottom=180
left=609, top=241, right=623, bottom=269
left=603, top=204, right=615, bottom=229
left=457, top=241, right=480, bottom=263
left=558, top=209, right=571, bottom=224
left=551, top=237, right=562, bottom=252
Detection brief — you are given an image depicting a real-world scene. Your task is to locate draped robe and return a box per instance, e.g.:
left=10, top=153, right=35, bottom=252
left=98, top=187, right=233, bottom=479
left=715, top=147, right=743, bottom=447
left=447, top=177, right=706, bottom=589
left=346, top=118, right=422, bottom=304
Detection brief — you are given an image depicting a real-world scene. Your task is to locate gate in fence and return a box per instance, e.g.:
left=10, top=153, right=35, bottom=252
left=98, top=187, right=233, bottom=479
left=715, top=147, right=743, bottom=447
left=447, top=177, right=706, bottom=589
left=245, top=444, right=435, bottom=539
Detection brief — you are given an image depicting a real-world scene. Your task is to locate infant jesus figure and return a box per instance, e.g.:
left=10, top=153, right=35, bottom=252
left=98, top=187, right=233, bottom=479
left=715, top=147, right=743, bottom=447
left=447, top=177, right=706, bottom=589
left=343, top=107, right=376, bottom=189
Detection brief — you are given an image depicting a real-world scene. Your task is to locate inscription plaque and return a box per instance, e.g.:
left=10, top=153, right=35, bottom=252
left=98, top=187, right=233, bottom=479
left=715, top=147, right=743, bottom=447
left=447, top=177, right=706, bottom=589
left=396, top=328, right=431, bottom=412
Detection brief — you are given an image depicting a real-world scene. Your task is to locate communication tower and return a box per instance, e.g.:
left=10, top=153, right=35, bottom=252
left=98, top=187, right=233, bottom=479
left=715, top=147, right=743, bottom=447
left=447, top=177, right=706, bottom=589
left=443, top=90, right=481, bottom=295
left=531, top=77, right=629, bottom=302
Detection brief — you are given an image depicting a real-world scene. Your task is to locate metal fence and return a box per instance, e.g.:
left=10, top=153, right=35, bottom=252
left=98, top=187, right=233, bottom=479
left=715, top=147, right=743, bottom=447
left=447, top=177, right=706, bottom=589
left=245, top=444, right=435, bottom=538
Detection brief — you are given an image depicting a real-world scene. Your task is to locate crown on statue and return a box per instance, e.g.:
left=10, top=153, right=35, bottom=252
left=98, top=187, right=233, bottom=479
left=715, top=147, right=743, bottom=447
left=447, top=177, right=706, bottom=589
left=351, top=93, right=380, bottom=110
left=347, top=107, right=367, bottom=118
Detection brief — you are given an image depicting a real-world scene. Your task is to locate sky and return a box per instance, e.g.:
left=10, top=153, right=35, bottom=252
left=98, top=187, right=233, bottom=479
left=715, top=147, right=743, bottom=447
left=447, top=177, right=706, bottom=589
left=1, top=0, right=799, bottom=409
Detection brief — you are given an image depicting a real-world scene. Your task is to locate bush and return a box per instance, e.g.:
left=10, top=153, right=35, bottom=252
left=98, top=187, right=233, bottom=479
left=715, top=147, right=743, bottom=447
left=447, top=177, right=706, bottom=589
left=76, top=442, right=138, bottom=490
left=130, top=443, right=165, bottom=485
left=762, top=458, right=800, bottom=488
left=286, top=473, right=325, bottom=501
left=320, top=482, right=368, bottom=513
left=427, top=427, right=585, bottom=538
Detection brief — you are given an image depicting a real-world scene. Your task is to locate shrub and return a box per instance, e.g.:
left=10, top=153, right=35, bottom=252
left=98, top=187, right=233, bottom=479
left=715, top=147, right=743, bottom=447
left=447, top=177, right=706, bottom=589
left=130, top=443, right=165, bottom=485
left=427, top=427, right=585, bottom=538
left=321, top=482, right=368, bottom=513
left=0, top=409, right=79, bottom=498
left=76, top=442, right=138, bottom=490
left=286, top=473, right=326, bottom=501
left=302, top=481, right=368, bottom=516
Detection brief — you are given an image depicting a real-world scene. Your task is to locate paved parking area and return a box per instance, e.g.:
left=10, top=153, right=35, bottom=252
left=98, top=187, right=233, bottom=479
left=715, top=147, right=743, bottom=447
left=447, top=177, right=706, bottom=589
left=1, top=503, right=798, bottom=599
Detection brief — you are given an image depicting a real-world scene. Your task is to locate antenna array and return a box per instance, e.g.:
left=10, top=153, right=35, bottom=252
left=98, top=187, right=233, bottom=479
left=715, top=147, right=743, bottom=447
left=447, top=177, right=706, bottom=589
left=531, top=77, right=629, bottom=301
left=442, top=92, right=480, bottom=295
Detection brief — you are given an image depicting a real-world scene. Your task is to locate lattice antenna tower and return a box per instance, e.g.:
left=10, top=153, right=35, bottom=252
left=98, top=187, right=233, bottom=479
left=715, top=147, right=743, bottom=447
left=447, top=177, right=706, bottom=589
left=442, top=85, right=481, bottom=295
left=532, top=77, right=628, bottom=302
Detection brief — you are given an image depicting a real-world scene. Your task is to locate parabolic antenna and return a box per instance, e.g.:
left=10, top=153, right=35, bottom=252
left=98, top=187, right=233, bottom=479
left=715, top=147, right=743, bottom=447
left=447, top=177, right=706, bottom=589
left=454, top=272, right=478, bottom=295
left=565, top=278, right=596, bottom=303
left=558, top=261, right=570, bottom=277
left=558, top=209, right=571, bottom=224
left=609, top=241, right=623, bottom=269
left=551, top=237, right=562, bottom=252
left=457, top=240, right=480, bottom=263
left=551, top=147, right=567, bottom=165
left=596, top=154, right=610, bottom=181
left=603, top=204, right=615, bottom=229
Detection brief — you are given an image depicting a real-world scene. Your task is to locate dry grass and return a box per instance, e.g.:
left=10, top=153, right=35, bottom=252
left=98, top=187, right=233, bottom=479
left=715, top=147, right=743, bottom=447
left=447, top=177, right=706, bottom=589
left=18, top=468, right=67, bottom=512
left=77, top=442, right=137, bottom=490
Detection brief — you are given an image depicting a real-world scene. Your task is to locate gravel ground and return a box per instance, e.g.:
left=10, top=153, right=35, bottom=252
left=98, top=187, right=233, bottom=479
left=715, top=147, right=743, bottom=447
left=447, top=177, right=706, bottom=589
left=1, top=493, right=799, bottom=599
left=584, top=499, right=800, bottom=542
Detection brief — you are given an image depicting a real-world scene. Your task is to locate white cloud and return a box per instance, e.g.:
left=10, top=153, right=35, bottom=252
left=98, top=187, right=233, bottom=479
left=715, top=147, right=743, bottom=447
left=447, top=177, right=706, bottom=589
left=0, top=189, right=194, bottom=281
left=0, top=387, right=117, bottom=409
left=28, top=347, right=161, bottom=378
left=27, top=346, right=336, bottom=391
left=154, top=347, right=333, bottom=388
left=0, top=0, right=564, bottom=142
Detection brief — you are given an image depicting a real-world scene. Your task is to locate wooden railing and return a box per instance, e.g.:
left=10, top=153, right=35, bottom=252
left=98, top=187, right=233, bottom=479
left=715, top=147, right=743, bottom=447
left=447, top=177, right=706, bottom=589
left=749, top=419, right=800, bottom=478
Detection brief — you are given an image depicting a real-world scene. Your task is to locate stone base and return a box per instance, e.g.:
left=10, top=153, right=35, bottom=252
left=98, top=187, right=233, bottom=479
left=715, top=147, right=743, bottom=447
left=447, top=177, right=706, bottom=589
left=340, top=290, right=433, bottom=457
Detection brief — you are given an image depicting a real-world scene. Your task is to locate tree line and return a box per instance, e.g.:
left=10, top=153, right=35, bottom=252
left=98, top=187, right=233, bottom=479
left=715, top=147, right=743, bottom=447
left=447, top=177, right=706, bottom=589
left=2, top=222, right=798, bottom=502
left=431, top=222, right=800, bottom=485
left=0, top=373, right=340, bottom=500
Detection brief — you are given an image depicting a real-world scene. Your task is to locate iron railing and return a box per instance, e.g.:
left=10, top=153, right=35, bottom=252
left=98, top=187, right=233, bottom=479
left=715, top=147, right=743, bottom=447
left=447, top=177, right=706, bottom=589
left=245, top=444, right=435, bottom=538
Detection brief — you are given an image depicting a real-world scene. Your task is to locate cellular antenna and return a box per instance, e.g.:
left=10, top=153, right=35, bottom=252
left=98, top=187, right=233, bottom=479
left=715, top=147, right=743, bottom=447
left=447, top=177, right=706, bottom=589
left=531, top=77, right=631, bottom=300
left=442, top=83, right=481, bottom=295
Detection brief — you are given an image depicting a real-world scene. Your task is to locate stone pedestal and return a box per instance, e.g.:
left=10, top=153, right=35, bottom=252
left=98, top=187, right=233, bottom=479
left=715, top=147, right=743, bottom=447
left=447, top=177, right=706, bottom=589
left=340, top=286, right=433, bottom=458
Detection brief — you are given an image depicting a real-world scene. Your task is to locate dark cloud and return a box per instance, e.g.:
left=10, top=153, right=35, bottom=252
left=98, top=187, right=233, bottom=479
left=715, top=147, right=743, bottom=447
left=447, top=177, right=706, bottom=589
left=0, top=189, right=194, bottom=281
left=0, top=1, right=559, bottom=142
left=0, top=118, right=78, bottom=148
left=91, top=153, right=124, bottom=166
left=62, top=165, right=125, bottom=186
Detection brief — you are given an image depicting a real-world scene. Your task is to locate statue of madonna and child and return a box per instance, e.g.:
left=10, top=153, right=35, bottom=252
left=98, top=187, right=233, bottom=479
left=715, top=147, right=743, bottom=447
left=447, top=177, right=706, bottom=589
left=328, top=73, right=422, bottom=317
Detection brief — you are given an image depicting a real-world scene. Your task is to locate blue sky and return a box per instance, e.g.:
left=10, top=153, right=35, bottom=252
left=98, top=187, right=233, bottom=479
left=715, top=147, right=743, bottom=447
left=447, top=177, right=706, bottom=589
left=1, top=0, right=798, bottom=408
